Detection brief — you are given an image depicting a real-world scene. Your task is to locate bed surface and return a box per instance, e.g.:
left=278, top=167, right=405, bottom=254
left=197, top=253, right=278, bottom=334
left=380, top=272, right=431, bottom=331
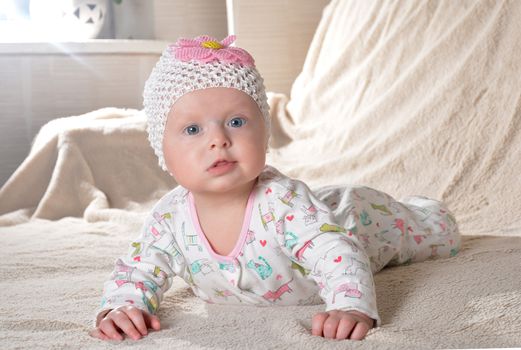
left=2, top=217, right=520, bottom=349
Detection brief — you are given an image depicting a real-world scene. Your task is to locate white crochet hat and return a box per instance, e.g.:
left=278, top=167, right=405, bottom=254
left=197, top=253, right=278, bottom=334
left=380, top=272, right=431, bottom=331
left=143, top=35, right=270, bottom=171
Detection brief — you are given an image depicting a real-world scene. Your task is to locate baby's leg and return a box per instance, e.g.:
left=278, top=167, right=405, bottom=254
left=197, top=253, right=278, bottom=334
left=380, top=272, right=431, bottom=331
left=315, top=185, right=461, bottom=274
left=396, top=195, right=461, bottom=264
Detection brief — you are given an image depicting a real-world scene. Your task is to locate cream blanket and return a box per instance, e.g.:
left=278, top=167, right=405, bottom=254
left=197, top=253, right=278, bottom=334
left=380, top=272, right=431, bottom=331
left=2, top=0, right=521, bottom=348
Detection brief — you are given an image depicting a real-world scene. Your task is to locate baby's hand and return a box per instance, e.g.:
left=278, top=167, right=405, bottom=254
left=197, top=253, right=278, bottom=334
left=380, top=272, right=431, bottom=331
left=311, top=309, right=374, bottom=340
left=89, top=305, right=161, bottom=342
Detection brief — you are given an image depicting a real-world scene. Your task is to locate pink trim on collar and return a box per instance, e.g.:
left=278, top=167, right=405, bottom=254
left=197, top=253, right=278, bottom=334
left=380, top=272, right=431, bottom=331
left=188, top=190, right=256, bottom=262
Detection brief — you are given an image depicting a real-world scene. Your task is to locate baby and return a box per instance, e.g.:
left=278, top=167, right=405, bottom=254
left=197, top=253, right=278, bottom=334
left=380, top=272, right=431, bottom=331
left=90, top=35, right=460, bottom=342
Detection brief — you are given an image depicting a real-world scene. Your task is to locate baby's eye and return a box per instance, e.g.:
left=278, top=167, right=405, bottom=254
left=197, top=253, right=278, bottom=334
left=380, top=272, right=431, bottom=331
left=228, top=117, right=246, bottom=128
left=184, top=125, right=200, bottom=135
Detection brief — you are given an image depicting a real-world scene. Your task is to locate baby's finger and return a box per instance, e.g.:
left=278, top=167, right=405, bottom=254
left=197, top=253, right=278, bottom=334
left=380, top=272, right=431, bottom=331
left=88, top=328, right=110, bottom=341
left=98, top=319, right=124, bottom=341
left=322, top=315, right=341, bottom=339
left=124, top=308, right=148, bottom=336
left=144, top=312, right=161, bottom=331
left=349, top=321, right=370, bottom=341
left=311, top=312, right=328, bottom=336
left=335, top=317, right=356, bottom=340
left=108, top=313, right=142, bottom=341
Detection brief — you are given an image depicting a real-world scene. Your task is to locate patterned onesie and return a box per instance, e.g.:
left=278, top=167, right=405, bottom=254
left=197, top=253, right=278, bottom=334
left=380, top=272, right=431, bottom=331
left=96, top=166, right=460, bottom=326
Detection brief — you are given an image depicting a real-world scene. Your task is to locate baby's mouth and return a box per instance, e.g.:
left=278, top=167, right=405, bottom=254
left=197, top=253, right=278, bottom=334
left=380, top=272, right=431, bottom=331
left=210, top=159, right=236, bottom=169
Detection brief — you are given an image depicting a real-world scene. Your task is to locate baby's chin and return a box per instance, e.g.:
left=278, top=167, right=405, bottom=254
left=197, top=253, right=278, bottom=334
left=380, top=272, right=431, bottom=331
left=192, top=176, right=260, bottom=196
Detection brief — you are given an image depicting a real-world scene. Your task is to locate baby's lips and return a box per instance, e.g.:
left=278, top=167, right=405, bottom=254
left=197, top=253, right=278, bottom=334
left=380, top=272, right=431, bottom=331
left=209, top=159, right=235, bottom=169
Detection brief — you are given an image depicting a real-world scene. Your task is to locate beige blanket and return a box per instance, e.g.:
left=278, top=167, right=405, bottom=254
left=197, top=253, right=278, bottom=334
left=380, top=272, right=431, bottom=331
left=2, top=0, right=521, bottom=348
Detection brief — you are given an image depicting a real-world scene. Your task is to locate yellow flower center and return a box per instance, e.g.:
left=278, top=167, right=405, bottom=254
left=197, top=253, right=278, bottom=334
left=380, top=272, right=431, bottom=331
left=201, top=41, right=223, bottom=49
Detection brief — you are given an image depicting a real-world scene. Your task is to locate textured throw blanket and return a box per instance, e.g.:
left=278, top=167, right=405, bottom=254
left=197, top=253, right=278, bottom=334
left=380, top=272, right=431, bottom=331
left=2, top=0, right=521, bottom=349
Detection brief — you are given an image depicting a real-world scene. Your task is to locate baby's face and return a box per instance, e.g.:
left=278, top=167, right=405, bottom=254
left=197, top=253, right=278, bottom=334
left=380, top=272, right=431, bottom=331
left=162, top=87, right=267, bottom=195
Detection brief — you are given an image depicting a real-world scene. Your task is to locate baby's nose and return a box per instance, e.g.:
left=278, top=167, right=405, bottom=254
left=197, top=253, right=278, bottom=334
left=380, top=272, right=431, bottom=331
left=209, top=127, right=231, bottom=149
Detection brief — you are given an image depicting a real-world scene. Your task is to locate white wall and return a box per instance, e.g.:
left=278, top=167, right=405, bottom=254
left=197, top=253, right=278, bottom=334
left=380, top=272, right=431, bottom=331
left=0, top=42, right=165, bottom=186
left=229, top=0, right=330, bottom=96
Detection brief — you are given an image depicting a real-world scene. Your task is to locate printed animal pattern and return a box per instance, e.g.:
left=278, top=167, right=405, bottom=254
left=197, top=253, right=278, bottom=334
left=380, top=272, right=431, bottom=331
left=99, top=166, right=460, bottom=325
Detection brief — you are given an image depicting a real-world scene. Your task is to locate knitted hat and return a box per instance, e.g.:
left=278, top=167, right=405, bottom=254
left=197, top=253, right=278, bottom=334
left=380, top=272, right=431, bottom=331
left=143, top=35, right=270, bottom=171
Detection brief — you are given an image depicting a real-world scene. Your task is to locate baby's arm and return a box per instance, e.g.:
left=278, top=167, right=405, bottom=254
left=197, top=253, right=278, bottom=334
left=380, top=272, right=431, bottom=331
left=270, top=179, right=379, bottom=340
left=90, top=305, right=161, bottom=341
left=90, top=202, right=184, bottom=341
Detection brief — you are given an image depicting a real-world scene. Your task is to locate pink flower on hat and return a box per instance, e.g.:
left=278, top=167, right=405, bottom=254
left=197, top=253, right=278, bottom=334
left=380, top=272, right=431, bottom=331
left=170, top=35, right=255, bottom=67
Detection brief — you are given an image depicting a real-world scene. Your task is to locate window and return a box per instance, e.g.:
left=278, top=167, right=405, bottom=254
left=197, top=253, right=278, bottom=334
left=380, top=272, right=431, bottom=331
left=0, top=0, right=32, bottom=41
left=0, top=0, right=107, bottom=41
